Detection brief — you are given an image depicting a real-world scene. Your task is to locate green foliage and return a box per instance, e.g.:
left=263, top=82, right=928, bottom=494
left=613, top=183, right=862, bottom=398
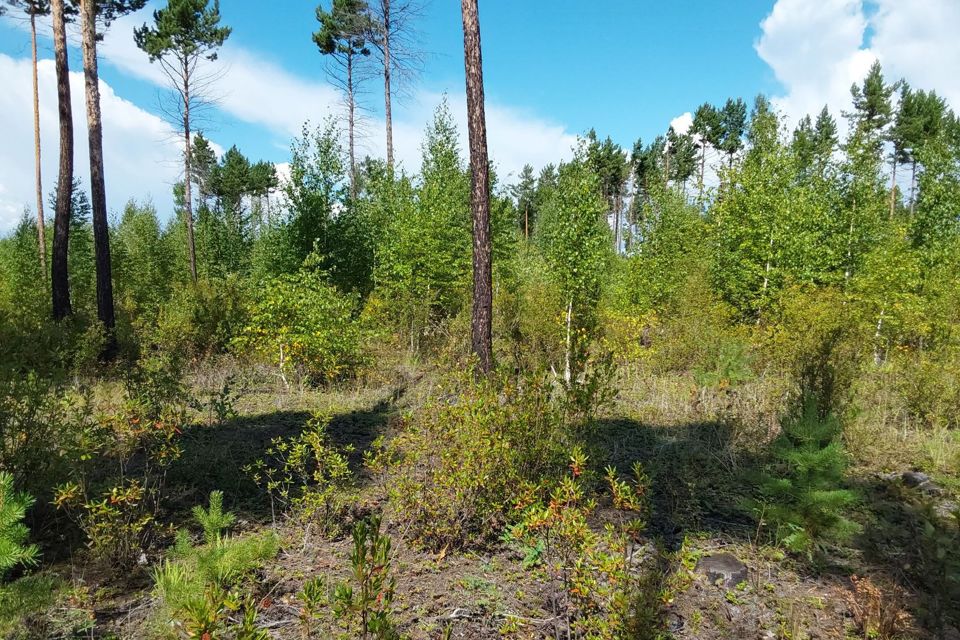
left=751, top=400, right=859, bottom=555
left=506, top=450, right=652, bottom=639
left=538, top=147, right=611, bottom=383
left=330, top=516, right=399, bottom=640
left=372, top=373, right=571, bottom=550
left=134, top=0, right=231, bottom=63
left=245, top=413, right=354, bottom=534
left=234, top=267, right=365, bottom=384
left=152, top=491, right=278, bottom=638
left=0, top=472, right=38, bottom=580
left=374, top=100, right=471, bottom=334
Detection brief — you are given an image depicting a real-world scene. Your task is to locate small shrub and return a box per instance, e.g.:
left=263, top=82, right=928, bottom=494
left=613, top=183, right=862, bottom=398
left=234, top=269, right=365, bottom=385
left=245, top=413, right=354, bottom=534
left=151, top=491, right=279, bottom=638
left=506, top=450, right=652, bottom=639
left=0, top=472, right=38, bottom=579
left=750, top=399, right=860, bottom=556
left=371, top=373, right=570, bottom=550
left=330, top=516, right=399, bottom=640
left=843, top=575, right=914, bottom=640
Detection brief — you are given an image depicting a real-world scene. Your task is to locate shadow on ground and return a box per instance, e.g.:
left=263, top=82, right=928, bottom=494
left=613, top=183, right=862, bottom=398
left=583, top=416, right=960, bottom=638
left=164, top=396, right=397, bottom=520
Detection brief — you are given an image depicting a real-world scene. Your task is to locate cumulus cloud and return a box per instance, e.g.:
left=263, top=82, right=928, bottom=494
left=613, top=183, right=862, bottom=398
left=756, top=0, right=960, bottom=129
left=669, top=112, right=693, bottom=135
left=0, top=3, right=581, bottom=231
left=0, top=54, right=182, bottom=234
left=85, top=9, right=577, bottom=183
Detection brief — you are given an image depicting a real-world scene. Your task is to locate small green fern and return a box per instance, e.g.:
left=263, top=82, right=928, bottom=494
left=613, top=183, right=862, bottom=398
left=0, top=472, right=38, bottom=579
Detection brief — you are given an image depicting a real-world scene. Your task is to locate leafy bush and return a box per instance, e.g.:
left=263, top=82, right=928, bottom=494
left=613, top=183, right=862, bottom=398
left=331, top=516, right=399, bottom=639
left=245, top=413, right=354, bottom=534
left=234, top=268, right=365, bottom=385
left=371, top=373, right=571, bottom=550
left=506, top=450, right=652, bottom=639
left=750, top=399, right=859, bottom=555
left=0, top=374, right=96, bottom=502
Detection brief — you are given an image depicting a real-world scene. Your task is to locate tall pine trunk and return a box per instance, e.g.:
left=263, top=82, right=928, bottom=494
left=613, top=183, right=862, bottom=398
left=347, top=51, right=356, bottom=199
left=30, top=12, right=47, bottom=279
left=80, top=0, right=117, bottom=355
left=182, top=61, right=197, bottom=282
left=461, top=0, right=492, bottom=374
left=698, top=142, right=706, bottom=205
left=51, top=0, right=73, bottom=321
left=909, top=160, right=917, bottom=217
left=888, top=158, right=897, bottom=219
left=382, top=0, right=393, bottom=170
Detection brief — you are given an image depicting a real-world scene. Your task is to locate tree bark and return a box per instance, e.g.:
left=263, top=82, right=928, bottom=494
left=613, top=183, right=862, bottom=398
left=347, top=51, right=357, bottom=199
left=909, top=160, right=917, bottom=218
left=698, top=142, right=706, bottom=206
left=182, top=59, right=197, bottom=282
left=382, top=0, right=393, bottom=170
left=888, top=158, right=897, bottom=220
left=461, top=0, right=492, bottom=374
left=31, top=11, right=47, bottom=279
left=51, top=0, right=73, bottom=321
left=81, top=0, right=117, bottom=356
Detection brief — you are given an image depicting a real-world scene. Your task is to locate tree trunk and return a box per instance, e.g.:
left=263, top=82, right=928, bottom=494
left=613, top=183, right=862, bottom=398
left=81, top=0, right=117, bottom=356
left=347, top=51, right=357, bottom=199
left=183, top=61, right=197, bottom=282
left=51, top=0, right=73, bottom=321
left=698, top=142, right=706, bottom=206
left=30, top=12, right=47, bottom=279
left=909, top=160, right=917, bottom=217
left=888, top=158, right=897, bottom=220
left=663, top=148, right=671, bottom=189
left=461, top=0, right=492, bottom=374
left=382, top=0, right=393, bottom=170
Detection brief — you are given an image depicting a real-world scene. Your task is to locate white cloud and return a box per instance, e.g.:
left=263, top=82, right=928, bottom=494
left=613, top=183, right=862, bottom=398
left=756, top=0, right=960, bottom=129
left=85, top=9, right=576, bottom=183
left=669, top=112, right=693, bottom=135
left=0, top=3, right=581, bottom=231
left=0, top=54, right=182, bottom=234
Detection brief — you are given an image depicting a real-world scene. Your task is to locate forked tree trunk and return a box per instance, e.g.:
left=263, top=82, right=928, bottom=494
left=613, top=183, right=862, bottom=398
left=382, top=0, right=394, bottom=170
left=81, top=0, right=117, bottom=356
left=461, top=0, right=492, bottom=374
left=51, top=0, right=73, bottom=320
left=30, top=12, right=47, bottom=278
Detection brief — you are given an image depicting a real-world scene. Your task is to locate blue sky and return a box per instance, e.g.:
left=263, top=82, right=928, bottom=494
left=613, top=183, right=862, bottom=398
left=1, top=0, right=958, bottom=230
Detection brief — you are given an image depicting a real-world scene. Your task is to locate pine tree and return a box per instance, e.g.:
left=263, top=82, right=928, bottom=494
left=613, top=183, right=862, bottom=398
left=314, top=0, right=374, bottom=199
left=80, top=0, right=146, bottom=357
left=461, top=0, right=492, bottom=374
left=692, top=102, right=722, bottom=204
left=753, top=400, right=859, bottom=556
left=0, top=473, right=39, bottom=579
left=719, top=97, right=748, bottom=167
left=135, top=0, right=232, bottom=283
